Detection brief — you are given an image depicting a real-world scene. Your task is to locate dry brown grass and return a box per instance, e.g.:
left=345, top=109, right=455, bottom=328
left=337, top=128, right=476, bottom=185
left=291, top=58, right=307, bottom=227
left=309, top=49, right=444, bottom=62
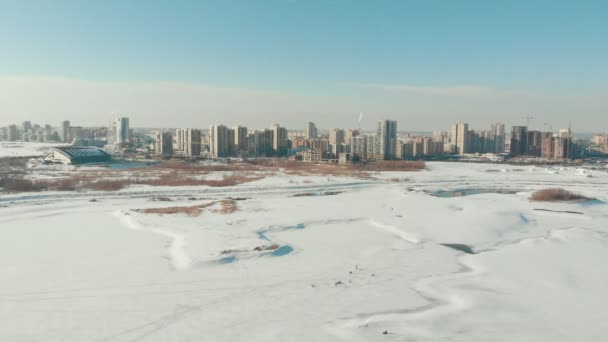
left=0, top=176, right=47, bottom=192
left=201, top=174, right=265, bottom=187
left=83, top=180, right=130, bottom=191
left=149, top=161, right=263, bottom=173
left=53, top=178, right=79, bottom=191
left=0, top=157, right=29, bottom=170
left=136, top=204, right=208, bottom=216
left=352, top=160, right=426, bottom=171
left=386, top=177, right=411, bottom=183
left=211, top=200, right=238, bottom=214
left=530, top=188, right=591, bottom=202
left=135, top=199, right=238, bottom=217
left=32, top=170, right=267, bottom=192
left=271, top=160, right=424, bottom=178
left=2, top=159, right=423, bottom=193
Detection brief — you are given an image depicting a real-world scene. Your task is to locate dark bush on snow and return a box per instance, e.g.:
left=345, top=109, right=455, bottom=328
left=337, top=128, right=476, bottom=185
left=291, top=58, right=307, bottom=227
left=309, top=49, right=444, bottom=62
left=530, top=188, right=591, bottom=202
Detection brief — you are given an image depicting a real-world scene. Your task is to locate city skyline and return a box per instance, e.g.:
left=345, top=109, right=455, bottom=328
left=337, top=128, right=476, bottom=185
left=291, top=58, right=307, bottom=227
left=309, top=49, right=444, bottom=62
left=3, top=115, right=587, bottom=162
left=1, top=1, right=607, bottom=130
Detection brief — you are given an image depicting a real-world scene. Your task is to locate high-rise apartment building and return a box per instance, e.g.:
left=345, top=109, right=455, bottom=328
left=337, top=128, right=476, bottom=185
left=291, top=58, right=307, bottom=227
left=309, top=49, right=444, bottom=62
left=7, top=124, right=18, bottom=141
left=114, top=117, right=130, bottom=145
left=22, top=121, right=32, bottom=132
left=309, top=138, right=329, bottom=158
left=175, top=128, right=185, bottom=151
left=272, top=124, right=288, bottom=157
left=450, top=123, right=469, bottom=155
left=155, top=131, right=173, bottom=156
left=247, top=129, right=274, bottom=156
left=526, top=130, right=542, bottom=156
left=234, top=126, right=248, bottom=154
left=185, top=129, right=202, bottom=157
left=432, top=131, right=446, bottom=145
left=365, top=134, right=380, bottom=160
left=344, top=129, right=359, bottom=146
left=377, top=120, right=397, bottom=160
left=554, top=129, right=573, bottom=160
left=304, top=122, right=317, bottom=139
left=491, top=122, right=506, bottom=153
left=209, top=124, right=230, bottom=158
left=329, top=128, right=345, bottom=146
left=351, top=135, right=367, bottom=160
left=541, top=132, right=554, bottom=158
left=510, top=126, right=528, bottom=157
left=62, top=120, right=71, bottom=143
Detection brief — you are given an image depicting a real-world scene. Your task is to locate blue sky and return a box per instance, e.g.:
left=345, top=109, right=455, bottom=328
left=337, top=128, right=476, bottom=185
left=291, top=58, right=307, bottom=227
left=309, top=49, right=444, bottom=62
left=0, top=0, right=606, bottom=130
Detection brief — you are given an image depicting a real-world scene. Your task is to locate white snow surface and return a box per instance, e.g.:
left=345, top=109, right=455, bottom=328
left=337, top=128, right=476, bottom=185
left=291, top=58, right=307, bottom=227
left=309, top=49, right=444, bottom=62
left=1, top=162, right=608, bottom=341
left=0, top=142, right=69, bottom=157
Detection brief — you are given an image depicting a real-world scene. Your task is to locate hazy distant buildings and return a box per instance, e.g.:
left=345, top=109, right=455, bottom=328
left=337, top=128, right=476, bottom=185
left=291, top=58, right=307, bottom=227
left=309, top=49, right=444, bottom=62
left=175, top=128, right=185, bottom=151
left=554, top=129, right=573, bottom=160
left=309, top=138, right=330, bottom=159
left=304, top=122, right=317, bottom=139
left=491, top=122, right=506, bottom=153
left=344, top=128, right=359, bottom=146
left=248, top=129, right=273, bottom=156
left=114, top=117, right=130, bottom=146
left=527, top=130, right=542, bottom=156
left=62, top=120, right=71, bottom=143
left=272, top=123, right=288, bottom=157
left=510, top=126, right=528, bottom=157
left=351, top=135, right=367, bottom=160
left=329, top=128, right=344, bottom=146
left=22, top=121, right=32, bottom=133
left=7, top=124, right=18, bottom=142
left=155, top=131, right=173, bottom=157
left=365, top=134, right=380, bottom=160
left=234, top=126, right=248, bottom=154
left=541, top=132, right=554, bottom=158
left=2, top=116, right=582, bottom=162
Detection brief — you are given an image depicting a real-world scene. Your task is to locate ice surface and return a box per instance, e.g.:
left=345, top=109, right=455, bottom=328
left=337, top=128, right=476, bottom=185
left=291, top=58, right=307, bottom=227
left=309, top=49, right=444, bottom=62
left=1, top=162, right=608, bottom=341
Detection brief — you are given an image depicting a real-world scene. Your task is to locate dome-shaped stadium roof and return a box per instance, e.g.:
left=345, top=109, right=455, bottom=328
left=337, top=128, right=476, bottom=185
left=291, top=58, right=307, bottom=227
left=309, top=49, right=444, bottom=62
left=43, top=147, right=112, bottom=165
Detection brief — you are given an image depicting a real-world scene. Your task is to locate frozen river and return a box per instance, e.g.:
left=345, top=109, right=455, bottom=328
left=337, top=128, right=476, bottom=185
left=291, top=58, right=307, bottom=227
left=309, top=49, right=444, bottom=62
left=1, top=162, right=607, bottom=341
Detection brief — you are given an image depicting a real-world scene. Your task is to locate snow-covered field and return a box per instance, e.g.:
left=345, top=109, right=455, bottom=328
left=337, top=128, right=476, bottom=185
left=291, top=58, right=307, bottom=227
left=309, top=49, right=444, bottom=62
left=1, top=162, right=608, bottom=341
left=0, top=142, right=68, bottom=158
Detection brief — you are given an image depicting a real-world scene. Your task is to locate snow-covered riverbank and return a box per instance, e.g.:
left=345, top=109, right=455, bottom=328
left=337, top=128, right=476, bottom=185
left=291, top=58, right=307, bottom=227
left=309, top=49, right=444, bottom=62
left=1, top=162, right=607, bottom=341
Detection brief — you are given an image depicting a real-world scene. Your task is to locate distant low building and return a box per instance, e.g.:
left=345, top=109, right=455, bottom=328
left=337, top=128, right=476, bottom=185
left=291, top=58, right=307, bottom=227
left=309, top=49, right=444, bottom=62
left=42, top=147, right=112, bottom=165
left=301, top=150, right=322, bottom=162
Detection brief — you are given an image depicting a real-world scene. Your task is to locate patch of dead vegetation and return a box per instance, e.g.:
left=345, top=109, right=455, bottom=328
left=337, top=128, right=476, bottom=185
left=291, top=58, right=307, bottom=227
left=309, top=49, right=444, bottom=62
left=291, top=191, right=343, bottom=197
left=2, top=159, right=423, bottom=193
left=253, top=244, right=280, bottom=251
left=530, top=188, right=592, bottom=202
left=134, top=199, right=238, bottom=217
left=386, top=177, right=411, bottom=183
left=0, top=157, right=29, bottom=170
left=265, top=160, right=425, bottom=178
left=82, top=180, right=130, bottom=191
left=135, top=204, right=208, bottom=216
left=211, top=199, right=238, bottom=214
left=0, top=176, right=47, bottom=192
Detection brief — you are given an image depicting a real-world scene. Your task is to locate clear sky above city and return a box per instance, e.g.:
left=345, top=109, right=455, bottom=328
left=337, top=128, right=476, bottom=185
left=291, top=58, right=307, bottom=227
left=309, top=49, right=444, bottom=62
left=0, top=0, right=606, bottom=131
